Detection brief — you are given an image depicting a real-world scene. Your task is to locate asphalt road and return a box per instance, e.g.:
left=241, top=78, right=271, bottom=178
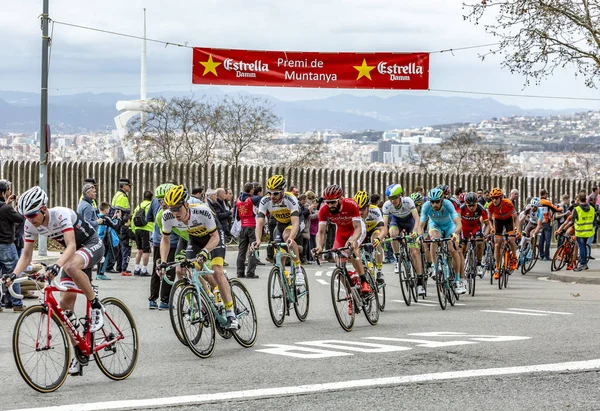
left=1, top=254, right=600, bottom=411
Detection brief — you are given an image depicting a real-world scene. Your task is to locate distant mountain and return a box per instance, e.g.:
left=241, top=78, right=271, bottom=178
left=0, top=90, right=590, bottom=134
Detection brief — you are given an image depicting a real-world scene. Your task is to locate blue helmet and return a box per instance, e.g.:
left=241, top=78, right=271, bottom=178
left=385, top=184, right=396, bottom=197
left=387, top=184, right=403, bottom=198
left=428, top=188, right=444, bottom=201
left=530, top=197, right=541, bottom=207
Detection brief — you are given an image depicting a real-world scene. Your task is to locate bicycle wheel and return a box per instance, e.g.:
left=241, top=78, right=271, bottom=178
left=504, top=266, right=509, bottom=288
left=230, top=278, right=258, bottom=348
left=521, top=244, right=538, bottom=275
left=465, top=248, right=475, bottom=296
left=94, top=298, right=139, bottom=381
left=330, top=268, right=355, bottom=331
left=293, top=266, right=310, bottom=322
left=169, top=278, right=189, bottom=346
left=398, top=257, right=412, bottom=306
left=267, top=266, right=286, bottom=327
left=377, top=281, right=386, bottom=311
left=363, top=273, right=380, bottom=325
left=13, top=306, right=69, bottom=393
left=486, top=244, right=495, bottom=285
left=551, top=245, right=568, bottom=271
left=409, top=268, right=418, bottom=303
left=179, top=286, right=216, bottom=358
left=435, top=259, right=447, bottom=310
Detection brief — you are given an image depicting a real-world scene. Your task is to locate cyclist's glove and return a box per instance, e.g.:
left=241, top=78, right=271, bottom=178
left=47, top=264, right=61, bottom=278
left=198, top=248, right=211, bottom=263
left=372, top=238, right=380, bottom=248
left=2, top=273, right=16, bottom=283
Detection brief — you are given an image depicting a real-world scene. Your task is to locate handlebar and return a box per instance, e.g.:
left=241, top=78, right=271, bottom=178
left=312, top=246, right=352, bottom=266
left=253, top=242, right=297, bottom=259
left=422, top=237, right=453, bottom=244
left=3, top=269, right=67, bottom=300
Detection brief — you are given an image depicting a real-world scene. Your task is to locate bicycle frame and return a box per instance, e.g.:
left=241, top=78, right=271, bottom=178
left=259, top=242, right=300, bottom=305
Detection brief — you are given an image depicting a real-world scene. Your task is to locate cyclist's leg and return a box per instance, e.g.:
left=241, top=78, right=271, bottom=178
left=389, top=216, right=400, bottom=254
left=371, top=230, right=384, bottom=270
left=283, top=224, right=305, bottom=284
left=428, top=221, right=441, bottom=265
left=61, top=237, right=104, bottom=307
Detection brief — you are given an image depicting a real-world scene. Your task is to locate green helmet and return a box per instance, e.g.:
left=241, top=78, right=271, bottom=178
left=155, top=183, right=174, bottom=199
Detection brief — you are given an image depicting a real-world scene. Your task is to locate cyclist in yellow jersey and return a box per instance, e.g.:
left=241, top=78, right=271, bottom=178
left=158, top=185, right=239, bottom=331
left=354, top=191, right=385, bottom=283
left=252, top=175, right=305, bottom=285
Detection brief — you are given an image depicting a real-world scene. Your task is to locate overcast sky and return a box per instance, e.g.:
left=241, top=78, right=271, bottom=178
left=2, top=0, right=599, bottom=110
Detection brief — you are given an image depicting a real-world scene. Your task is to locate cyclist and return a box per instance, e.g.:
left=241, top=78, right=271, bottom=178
left=419, top=187, right=465, bottom=294
left=487, top=187, right=519, bottom=279
left=517, top=197, right=544, bottom=264
left=381, top=184, right=424, bottom=296
left=158, top=185, right=239, bottom=330
left=252, top=175, right=305, bottom=285
left=460, top=192, right=491, bottom=278
left=314, top=184, right=369, bottom=294
left=411, top=192, right=433, bottom=277
left=7, top=186, right=106, bottom=375
left=353, top=190, right=385, bottom=283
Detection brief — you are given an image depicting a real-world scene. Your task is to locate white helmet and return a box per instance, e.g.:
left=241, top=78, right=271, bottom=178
left=17, top=186, right=48, bottom=215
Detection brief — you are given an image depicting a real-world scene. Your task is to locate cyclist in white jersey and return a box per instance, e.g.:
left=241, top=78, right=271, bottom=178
left=7, top=187, right=106, bottom=375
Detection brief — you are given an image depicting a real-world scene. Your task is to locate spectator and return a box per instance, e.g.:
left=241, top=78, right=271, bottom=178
left=588, top=186, right=599, bottom=206
left=298, top=194, right=311, bottom=264
left=305, top=190, right=319, bottom=262
left=0, top=179, right=25, bottom=312
left=77, top=183, right=100, bottom=231
left=538, top=188, right=563, bottom=260
left=554, top=194, right=572, bottom=248
left=215, top=188, right=232, bottom=238
left=479, top=190, right=491, bottom=207
left=509, top=189, right=519, bottom=208
left=119, top=214, right=135, bottom=276
left=191, top=187, right=205, bottom=203
left=81, top=177, right=98, bottom=212
left=206, top=189, right=217, bottom=212
left=132, top=190, right=154, bottom=276
left=235, top=182, right=262, bottom=278
left=96, top=202, right=121, bottom=280
left=572, top=193, right=595, bottom=271
left=290, top=185, right=299, bottom=197
left=110, top=177, right=132, bottom=272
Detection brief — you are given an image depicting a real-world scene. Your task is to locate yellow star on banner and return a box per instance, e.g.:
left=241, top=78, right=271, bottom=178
left=200, top=54, right=221, bottom=77
left=353, top=58, right=375, bottom=80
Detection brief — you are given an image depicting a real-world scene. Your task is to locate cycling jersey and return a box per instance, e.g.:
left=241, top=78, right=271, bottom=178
left=420, top=199, right=458, bottom=236
left=161, top=203, right=218, bottom=238
left=539, top=198, right=562, bottom=224
left=487, top=199, right=515, bottom=220
left=257, top=193, right=300, bottom=224
left=319, top=198, right=363, bottom=237
left=519, top=205, right=543, bottom=225
left=460, top=203, right=488, bottom=239
left=382, top=197, right=416, bottom=219
left=364, top=205, right=384, bottom=233
left=24, top=207, right=97, bottom=247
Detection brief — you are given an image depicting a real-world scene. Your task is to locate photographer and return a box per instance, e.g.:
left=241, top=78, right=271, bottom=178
left=0, top=180, right=25, bottom=312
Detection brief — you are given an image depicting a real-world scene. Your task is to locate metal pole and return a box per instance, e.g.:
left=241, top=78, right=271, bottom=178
left=38, top=0, right=50, bottom=257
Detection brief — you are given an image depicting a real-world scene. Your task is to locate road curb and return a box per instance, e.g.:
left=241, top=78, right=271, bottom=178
left=548, top=272, right=600, bottom=285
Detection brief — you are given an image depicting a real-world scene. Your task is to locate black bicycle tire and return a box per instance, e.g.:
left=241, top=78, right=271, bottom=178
left=267, top=266, right=286, bottom=327
left=230, top=278, right=258, bottom=348
left=169, top=278, right=189, bottom=346
left=330, top=268, right=355, bottom=332
left=363, top=273, right=380, bottom=325
left=398, top=253, right=412, bottom=306
left=293, top=266, right=310, bottom=322
left=435, top=256, right=447, bottom=310
left=179, top=286, right=216, bottom=359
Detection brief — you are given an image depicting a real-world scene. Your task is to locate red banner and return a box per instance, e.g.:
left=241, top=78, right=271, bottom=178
left=192, top=48, right=429, bottom=90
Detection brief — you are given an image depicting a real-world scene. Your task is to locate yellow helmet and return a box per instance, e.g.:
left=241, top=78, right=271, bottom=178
left=353, top=190, right=369, bottom=209
left=164, top=185, right=188, bottom=207
left=266, top=175, right=286, bottom=191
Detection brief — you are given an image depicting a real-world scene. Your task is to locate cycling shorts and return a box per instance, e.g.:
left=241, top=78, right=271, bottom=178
left=460, top=227, right=483, bottom=245
left=390, top=215, right=416, bottom=234
left=176, top=230, right=226, bottom=267
left=60, top=235, right=105, bottom=288
left=428, top=220, right=457, bottom=238
left=493, top=218, right=515, bottom=236
left=274, top=222, right=304, bottom=244
left=523, top=221, right=537, bottom=237
left=333, top=219, right=366, bottom=251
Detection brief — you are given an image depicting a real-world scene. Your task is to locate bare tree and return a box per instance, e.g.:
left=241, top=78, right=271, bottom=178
left=219, top=95, right=279, bottom=171
left=278, top=134, right=328, bottom=168
left=471, top=145, right=509, bottom=176
left=409, top=145, right=443, bottom=173
left=463, top=0, right=600, bottom=88
left=440, top=130, right=482, bottom=175
left=193, top=100, right=224, bottom=169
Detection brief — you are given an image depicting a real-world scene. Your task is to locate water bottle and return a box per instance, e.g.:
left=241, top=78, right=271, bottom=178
left=284, top=270, right=291, bottom=285
left=367, top=262, right=375, bottom=278
left=92, top=285, right=99, bottom=299
left=349, top=271, right=360, bottom=287
left=64, top=310, right=80, bottom=330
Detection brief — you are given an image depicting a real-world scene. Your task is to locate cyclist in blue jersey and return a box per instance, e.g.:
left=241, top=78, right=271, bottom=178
left=419, top=187, right=464, bottom=293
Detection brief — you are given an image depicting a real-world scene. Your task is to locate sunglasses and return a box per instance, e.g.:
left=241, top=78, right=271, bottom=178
left=268, top=191, right=282, bottom=196
left=430, top=200, right=441, bottom=204
left=466, top=203, right=477, bottom=207
left=491, top=196, right=502, bottom=200
left=169, top=205, right=184, bottom=213
left=25, top=210, right=41, bottom=219
left=389, top=195, right=400, bottom=201
left=325, top=199, right=339, bottom=204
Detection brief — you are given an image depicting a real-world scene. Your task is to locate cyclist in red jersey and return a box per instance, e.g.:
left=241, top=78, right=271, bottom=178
left=314, top=184, right=369, bottom=293
left=460, top=192, right=491, bottom=279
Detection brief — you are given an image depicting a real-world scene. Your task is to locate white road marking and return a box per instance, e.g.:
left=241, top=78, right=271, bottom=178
left=315, top=271, right=323, bottom=277
left=14, top=359, right=600, bottom=411
left=365, top=336, right=477, bottom=348
left=391, top=299, right=466, bottom=306
left=409, top=332, right=531, bottom=342
left=507, top=308, right=573, bottom=315
left=316, top=279, right=328, bottom=285
left=326, top=271, right=332, bottom=277
left=255, top=344, right=351, bottom=359
left=297, top=340, right=411, bottom=353
left=481, top=310, right=547, bottom=316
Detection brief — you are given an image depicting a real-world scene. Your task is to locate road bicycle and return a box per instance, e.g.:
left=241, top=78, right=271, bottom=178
left=518, top=233, right=539, bottom=275
left=314, top=246, right=379, bottom=332
left=387, top=234, right=419, bottom=306
left=7, top=268, right=138, bottom=393
left=552, top=233, right=590, bottom=271
left=164, top=258, right=257, bottom=358
left=484, top=235, right=496, bottom=285
left=256, top=242, right=309, bottom=327
left=360, top=242, right=386, bottom=311
left=463, top=235, right=484, bottom=297
left=423, top=238, right=459, bottom=310
left=496, top=232, right=516, bottom=289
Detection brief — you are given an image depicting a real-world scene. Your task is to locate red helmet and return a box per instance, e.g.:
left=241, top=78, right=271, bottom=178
left=323, top=184, right=343, bottom=200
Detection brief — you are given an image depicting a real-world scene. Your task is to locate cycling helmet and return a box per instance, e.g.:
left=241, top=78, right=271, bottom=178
left=438, top=184, right=450, bottom=196
left=458, top=193, right=466, bottom=203
left=489, top=187, right=503, bottom=198
left=410, top=192, right=423, bottom=206
left=164, top=185, right=188, bottom=206
left=530, top=197, right=541, bottom=207
left=154, top=183, right=174, bottom=199
left=387, top=184, right=403, bottom=198
left=353, top=191, right=369, bottom=209
left=465, top=192, right=478, bottom=205
left=385, top=184, right=396, bottom=197
left=266, top=175, right=286, bottom=191
left=323, top=184, right=343, bottom=200
left=428, top=188, right=444, bottom=201
left=18, top=186, right=48, bottom=215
